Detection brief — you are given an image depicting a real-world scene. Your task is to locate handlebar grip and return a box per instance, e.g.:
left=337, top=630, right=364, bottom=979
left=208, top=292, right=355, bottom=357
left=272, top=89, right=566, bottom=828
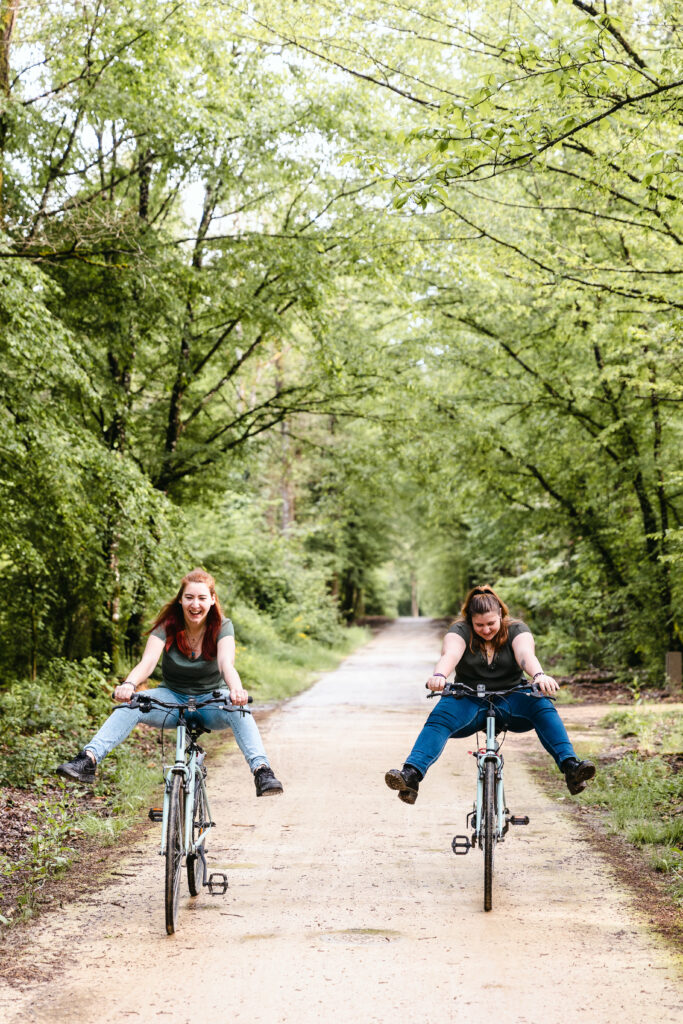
left=212, top=690, right=254, bottom=703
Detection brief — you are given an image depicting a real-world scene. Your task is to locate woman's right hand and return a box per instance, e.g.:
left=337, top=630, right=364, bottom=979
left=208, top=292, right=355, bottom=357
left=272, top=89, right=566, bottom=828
left=114, top=681, right=136, bottom=702
left=426, top=674, right=447, bottom=691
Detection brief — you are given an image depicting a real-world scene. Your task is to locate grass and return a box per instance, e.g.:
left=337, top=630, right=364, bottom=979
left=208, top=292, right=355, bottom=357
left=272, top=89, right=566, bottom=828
left=231, top=604, right=368, bottom=702
left=599, top=705, right=683, bottom=755
left=575, top=705, right=683, bottom=906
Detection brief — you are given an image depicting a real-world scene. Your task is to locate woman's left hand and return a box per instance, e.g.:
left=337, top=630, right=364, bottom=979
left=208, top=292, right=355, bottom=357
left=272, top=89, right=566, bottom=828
left=229, top=687, right=249, bottom=706
left=533, top=673, right=559, bottom=695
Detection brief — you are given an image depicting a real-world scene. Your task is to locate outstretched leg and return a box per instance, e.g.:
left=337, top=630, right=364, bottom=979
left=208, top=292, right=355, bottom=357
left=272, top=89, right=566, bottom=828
left=497, top=691, right=595, bottom=793
left=386, top=695, right=487, bottom=803
left=404, top=695, right=488, bottom=776
left=199, top=691, right=283, bottom=795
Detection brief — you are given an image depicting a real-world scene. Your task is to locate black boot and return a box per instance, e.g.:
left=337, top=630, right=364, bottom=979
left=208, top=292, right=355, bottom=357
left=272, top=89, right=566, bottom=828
left=562, top=757, right=596, bottom=795
left=56, top=750, right=96, bottom=785
left=254, top=765, right=283, bottom=797
left=385, top=764, right=423, bottom=805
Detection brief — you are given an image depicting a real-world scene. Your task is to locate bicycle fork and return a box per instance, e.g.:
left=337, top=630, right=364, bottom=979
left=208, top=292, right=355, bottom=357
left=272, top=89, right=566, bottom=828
left=156, top=722, right=190, bottom=856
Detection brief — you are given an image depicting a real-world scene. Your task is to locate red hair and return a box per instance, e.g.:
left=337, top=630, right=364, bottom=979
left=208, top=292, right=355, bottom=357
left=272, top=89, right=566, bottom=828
left=149, top=569, right=224, bottom=660
left=458, top=584, right=511, bottom=656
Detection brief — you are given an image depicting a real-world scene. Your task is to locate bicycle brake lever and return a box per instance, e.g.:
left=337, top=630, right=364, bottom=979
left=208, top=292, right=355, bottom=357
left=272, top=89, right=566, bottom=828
left=528, top=683, right=557, bottom=701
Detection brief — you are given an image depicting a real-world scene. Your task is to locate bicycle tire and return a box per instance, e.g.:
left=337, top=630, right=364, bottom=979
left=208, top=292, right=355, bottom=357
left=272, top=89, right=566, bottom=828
left=483, top=760, right=497, bottom=912
left=187, top=777, right=209, bottom=897
left=165, top=773, right=185, bottom=934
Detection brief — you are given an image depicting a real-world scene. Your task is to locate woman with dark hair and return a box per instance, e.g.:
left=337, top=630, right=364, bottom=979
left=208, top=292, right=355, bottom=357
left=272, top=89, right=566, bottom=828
left=385, top=584, right=594, bottom=804
left=57, top=569, right=283, bottom=797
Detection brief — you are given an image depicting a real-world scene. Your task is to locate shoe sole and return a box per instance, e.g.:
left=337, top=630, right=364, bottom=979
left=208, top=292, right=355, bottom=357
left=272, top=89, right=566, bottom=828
left=256, top=786, right=284, bottom=797
left=567, top=763, right=596, bottom=795
left=398, top=789, right=417, bottom=805
left=55, top=766, right=95, bottom=785
left=385, top=770, right=417, bottom=804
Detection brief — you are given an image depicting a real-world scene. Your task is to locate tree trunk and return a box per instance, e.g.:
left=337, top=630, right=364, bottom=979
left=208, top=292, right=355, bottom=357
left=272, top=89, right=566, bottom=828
left=0, top=0, right=19, bottom=222
left=410, top=572, right=419, bottom=617
left=275, top=353, right=294, bottom=531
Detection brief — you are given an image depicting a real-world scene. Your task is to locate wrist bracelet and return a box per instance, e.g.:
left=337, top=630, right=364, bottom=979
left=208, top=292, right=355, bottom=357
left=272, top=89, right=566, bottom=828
left=532, top=671, right=545, bottom=680
left=433, top=672, right=446, bottom=679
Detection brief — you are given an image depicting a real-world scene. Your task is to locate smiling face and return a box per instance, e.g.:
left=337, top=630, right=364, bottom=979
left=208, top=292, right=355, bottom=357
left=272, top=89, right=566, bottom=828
left=180, top=582, right=215, bottom=630
left=471, top=610, right=502, bottom=642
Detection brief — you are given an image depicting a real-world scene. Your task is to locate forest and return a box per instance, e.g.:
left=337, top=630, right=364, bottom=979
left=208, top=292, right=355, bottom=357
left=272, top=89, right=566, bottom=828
left=1, top=0, right=682, bottom=694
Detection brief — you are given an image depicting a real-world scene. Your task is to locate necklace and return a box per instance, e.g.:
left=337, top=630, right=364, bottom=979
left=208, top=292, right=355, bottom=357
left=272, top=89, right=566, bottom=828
left=187, top=628, right=205, bottom=660
left=482, top=642, right=496, bottom=668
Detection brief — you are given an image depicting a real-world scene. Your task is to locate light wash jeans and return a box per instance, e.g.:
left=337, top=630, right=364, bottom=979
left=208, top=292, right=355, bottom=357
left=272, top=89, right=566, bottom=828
left=85, top=687, right=269, bottom=772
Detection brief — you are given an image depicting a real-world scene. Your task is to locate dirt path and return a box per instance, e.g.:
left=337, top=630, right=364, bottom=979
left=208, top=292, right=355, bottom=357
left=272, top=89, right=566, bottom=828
left=1, top=619, right=682, bottom=1024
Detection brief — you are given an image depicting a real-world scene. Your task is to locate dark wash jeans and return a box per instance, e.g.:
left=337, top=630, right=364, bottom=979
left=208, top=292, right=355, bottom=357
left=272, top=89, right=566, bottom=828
left=405, top=689, right=576, bottom=777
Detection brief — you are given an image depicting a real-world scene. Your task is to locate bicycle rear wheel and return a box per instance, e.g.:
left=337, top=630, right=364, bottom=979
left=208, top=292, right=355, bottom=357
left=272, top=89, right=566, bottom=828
left=165, top=774, right=185, bottom=934
left=483, top=760, right=497, bottom=912
left=187, top=777, right=209, bottom=897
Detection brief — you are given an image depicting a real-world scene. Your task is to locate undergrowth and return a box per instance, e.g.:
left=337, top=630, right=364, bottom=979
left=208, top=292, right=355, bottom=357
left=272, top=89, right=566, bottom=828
left=576, top=706, right=683, bottom=906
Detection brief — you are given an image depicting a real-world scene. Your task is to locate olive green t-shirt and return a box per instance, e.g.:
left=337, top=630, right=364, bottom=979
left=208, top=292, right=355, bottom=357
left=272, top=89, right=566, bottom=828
left=447, top=619, right=531, bottom=689
left=151, top=617, right=235, bottom=695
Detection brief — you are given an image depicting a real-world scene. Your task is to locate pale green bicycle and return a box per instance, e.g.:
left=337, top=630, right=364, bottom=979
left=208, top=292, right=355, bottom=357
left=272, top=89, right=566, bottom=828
left=116, top=690, right=251, bottom=933
left=430, top=680, right=545, bottom=911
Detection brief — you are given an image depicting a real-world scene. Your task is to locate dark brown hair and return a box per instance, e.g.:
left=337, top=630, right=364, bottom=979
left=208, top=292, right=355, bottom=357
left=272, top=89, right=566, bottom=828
left=458, top=584, right=511, bottom=655
left=149, top=568, right=224, bottom=660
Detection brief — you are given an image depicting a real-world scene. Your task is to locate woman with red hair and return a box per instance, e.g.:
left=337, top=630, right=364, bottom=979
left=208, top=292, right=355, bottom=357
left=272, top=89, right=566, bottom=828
left=57, top=569, right=283, bottom=797
left=385, top=584, right=594, bottom=804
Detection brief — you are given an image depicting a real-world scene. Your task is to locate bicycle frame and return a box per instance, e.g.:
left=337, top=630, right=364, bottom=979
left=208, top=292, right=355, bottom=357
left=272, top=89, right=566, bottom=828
left=441, top=680, right=537, bottom=910
left=442, top=681, right=535, bottom=853
left=114, top=690, right=250, bottom=868
left=113, top=690, right=251, bottom=932
left=470, top=696, right=507, bottom=848
left=158, top=711, right=214, bottom=864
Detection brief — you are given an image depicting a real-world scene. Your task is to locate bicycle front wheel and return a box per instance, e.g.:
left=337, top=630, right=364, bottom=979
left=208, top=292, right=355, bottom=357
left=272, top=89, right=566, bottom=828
left=483, top=760, right=497, bottom=912
left=165, top=773, right=185, bottom=934
left=187, top=777, right=209, bottom=897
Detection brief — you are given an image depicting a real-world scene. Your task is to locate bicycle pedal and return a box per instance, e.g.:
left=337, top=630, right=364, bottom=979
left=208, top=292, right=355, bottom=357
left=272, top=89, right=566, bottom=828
left=509, top=815, right=530, bottom=825
left=148, top=807, right=163, bottom=822
left=206, top=872, right=229, bottom=895
left=451, top=835, right=471, bottom=855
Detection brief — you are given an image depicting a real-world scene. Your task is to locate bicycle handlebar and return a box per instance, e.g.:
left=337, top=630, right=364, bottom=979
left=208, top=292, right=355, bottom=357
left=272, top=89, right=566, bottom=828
left=426, top=680, right=553, bottom=700
left=111, top=690, right=253, bottom=713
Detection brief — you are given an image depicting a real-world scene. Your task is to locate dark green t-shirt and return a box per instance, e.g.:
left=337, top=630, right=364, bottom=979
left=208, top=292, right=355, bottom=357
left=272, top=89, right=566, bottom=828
left=151, top=617, right=235, bottom=695
left=447, top=620, right=531, bottom=690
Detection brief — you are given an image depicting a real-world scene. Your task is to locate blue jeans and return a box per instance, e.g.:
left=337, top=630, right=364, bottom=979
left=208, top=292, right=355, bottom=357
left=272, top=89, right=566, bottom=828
left=405, top=690, right=576, bottom=777
left=85, top=687, right=269, bottom=772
